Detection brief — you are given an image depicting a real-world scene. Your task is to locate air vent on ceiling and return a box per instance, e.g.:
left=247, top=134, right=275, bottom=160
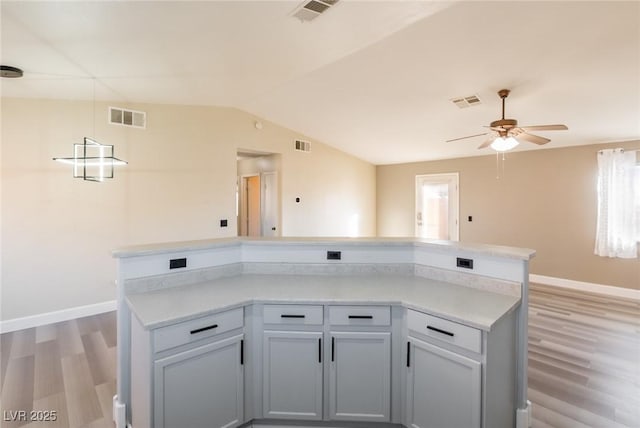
left=450, top=94, right=482, bottom=109
left=291, top=0, right=340, bottom=22
left=109, top=106, right=146, bottom=129
left=295, top=140, right=311, bottom=152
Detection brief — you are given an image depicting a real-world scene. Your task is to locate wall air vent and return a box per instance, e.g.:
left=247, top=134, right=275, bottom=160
left=292, top=0, right=340, bottom=22
left=295, top=140, right=311, bottom=152
left=109, top=106, right=146, bottom=129
left=450, top=94, right=482, bottom=109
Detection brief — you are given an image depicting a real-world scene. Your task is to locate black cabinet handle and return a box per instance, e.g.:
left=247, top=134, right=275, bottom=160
left=427, top=325, right=455, bottom=337
left=407, top=342, right=411, bottom=367
left=318, top=338, right=322, bottom=363
left=240, top=339, right=244, bottom=365
left=190, top=324, right=218, bottom=335
left=331, top=337, right=335, bottom=362
left=348, top=315, right=373, bottom=319
left=281, top=314, right=305, bottom=319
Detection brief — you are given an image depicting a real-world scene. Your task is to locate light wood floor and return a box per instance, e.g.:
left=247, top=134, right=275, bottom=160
left=0, top=311, right=117, bottom=428
left=1, top=285, right=638, bottom=428
left=529, top=284, right=640, bottom=428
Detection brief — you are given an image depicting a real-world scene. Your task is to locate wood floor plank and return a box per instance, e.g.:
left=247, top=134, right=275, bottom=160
left=0, top=355, right=35, bottom=428
left=35, top=324, right=58, bottom=344
left=9, top=328, right=36, bottom=360
left=61, top=353, right=103, bottom=427
left=56, top=320, right=84, bottom=358
left=1, top=331, right=14, bottom=393
left=81, top=332, right=115, bottom=386
left=34, top=340, right=64, bottom=400
left=96, top=312, right=117, bottom=348
left=529, top=388, right=629, bottom=428
left=94, top=380, right=116, bottom=428
left=20, top=391, right=71, bottom=428
left=76, top=316, right=102, bottom=337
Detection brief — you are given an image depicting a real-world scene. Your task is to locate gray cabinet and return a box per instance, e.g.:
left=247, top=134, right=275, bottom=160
left=154, top=334, right=244, bottom=428
left=406, top=336, right=481, bottom=428
left=262, top=330, right=323, bottom=420
left=406, top=308, right=483, bottom=428
left=329, top=331, right=391, bottom=422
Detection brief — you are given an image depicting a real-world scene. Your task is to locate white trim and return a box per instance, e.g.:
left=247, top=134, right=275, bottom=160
left=530, top=274, right=640, bottom=301
left=516, top=400, right=532, bottom=428
left=0, top=300, right=117, bottom=333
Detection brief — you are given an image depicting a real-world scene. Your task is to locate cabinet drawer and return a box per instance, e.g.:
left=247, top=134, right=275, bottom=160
left=263, top=304, right=323, bottom=325
left=329, top=305, right=391, bottom=326
left=154, top=307, right=244, bottom=353
left=407, top=310, right=481, bottom=354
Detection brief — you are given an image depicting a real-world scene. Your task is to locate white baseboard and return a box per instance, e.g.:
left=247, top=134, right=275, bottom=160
left=530, top=274, right=640, bottom=301
left=0, top=300, right=117, bottom=333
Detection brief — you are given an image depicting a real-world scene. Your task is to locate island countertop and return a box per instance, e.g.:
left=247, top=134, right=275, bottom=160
left=113, top=236, right=536, bottom=261
left=126, top=273, right=521, bottom=332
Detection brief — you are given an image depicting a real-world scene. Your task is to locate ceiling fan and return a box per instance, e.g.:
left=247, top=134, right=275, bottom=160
left=447, top=89, right=568, bottom=152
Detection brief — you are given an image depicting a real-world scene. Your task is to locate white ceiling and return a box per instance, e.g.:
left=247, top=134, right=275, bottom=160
left=2, top=1, right=639, bottom=165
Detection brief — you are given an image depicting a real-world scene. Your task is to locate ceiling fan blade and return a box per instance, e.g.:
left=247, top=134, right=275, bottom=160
left=516, top=132, right=550, bottom=145
left=446, top=132, right=488, bottom=143
left=520, top=124, right=568, bottom=131
left=477, top=136, right=495, bottom=149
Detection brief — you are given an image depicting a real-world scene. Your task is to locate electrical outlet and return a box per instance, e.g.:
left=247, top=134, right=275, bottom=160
left=169, top=258, right=187, bottom=269
left=220, top=219, right=228, bottom=227
left=456, top=257, right=473, bottom=269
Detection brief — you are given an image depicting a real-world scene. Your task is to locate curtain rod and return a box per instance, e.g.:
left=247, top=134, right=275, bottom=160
left=598, top=148, right=640, bottom=153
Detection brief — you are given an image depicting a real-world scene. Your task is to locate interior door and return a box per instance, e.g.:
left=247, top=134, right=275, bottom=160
left=415, top=173, right=459, bottom=241
left=239, top=175, right=261, bottom=237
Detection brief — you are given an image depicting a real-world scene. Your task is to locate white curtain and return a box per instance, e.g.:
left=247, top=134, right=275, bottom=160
left=594, top=148, right=638, bottom=258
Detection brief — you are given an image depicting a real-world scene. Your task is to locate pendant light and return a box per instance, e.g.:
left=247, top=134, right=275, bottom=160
left=53, top=78, right=127, bottom=181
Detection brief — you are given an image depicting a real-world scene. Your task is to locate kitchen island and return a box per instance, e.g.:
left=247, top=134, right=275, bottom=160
left=113, top=237, right=535, bottom=428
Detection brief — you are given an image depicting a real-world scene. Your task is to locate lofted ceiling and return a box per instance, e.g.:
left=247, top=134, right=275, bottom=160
left=1, top=1, right=639, bottom=165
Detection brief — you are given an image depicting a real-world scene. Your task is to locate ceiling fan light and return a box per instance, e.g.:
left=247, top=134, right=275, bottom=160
left=490, top=136, right=519, bottom=152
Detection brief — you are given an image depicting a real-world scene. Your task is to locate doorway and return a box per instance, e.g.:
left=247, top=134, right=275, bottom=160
left=415, top=173, right=459, bottom=241
left=239, top=175, right=261, bottom=236
left=237, top=151, right=281, bottom=237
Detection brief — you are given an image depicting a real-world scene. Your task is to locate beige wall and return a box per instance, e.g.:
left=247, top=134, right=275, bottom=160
left=1, top=98, right=376, bottom=321
left=377, top=141, right=640, bottom=290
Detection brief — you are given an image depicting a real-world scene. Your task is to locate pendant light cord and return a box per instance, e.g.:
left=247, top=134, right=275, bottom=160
left=92, top=78, right=96, bottom=139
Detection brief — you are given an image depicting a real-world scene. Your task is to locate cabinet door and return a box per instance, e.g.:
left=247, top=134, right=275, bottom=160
left=263, top=330, right=323, bottom=420
left=329, top=331, right=391, bottom=422
left=406, top=337, right=481, bottom=428
left=154, top=334, right=244, bottom=428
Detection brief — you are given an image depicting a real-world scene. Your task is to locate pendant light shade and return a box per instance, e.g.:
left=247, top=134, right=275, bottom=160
left=490, top=136, right=519, bottom=152
left=53, top=137, right=127, bottom=182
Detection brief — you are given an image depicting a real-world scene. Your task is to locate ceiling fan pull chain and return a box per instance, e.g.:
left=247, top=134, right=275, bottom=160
left=496, top=151, right=500, bottom=179
left=502, top=152, right=506, bottom=177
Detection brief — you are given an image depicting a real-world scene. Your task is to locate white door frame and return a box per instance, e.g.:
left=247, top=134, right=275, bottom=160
left=415, top=172, right=459, bottom=241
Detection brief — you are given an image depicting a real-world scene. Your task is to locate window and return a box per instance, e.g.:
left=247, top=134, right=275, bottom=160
left=594, top=149, right=638, bottom=258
